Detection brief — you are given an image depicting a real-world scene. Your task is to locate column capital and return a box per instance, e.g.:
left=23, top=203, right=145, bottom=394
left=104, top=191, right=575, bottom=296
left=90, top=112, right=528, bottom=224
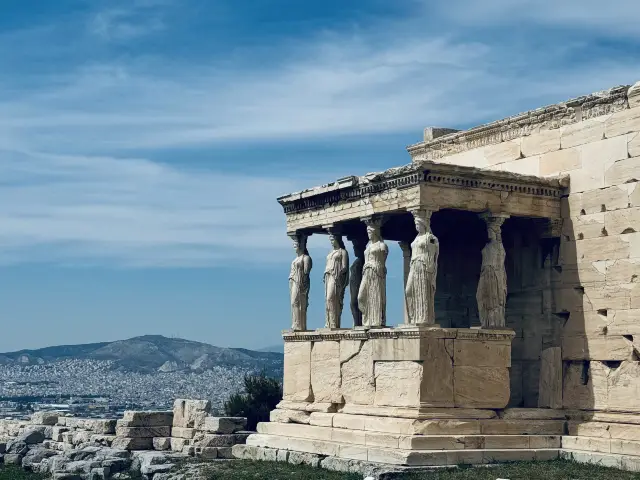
left=479, top=212, right=510, bottom=224
left=360, top=214, right=386, bottom=228
left=322, top=223, right=343, bottom=235
left=287, top=230, right=309, bottom=244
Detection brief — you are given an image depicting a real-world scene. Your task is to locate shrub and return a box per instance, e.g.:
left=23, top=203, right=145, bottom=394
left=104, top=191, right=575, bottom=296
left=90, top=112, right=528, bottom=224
left=223, top=371, right=282, bottom=431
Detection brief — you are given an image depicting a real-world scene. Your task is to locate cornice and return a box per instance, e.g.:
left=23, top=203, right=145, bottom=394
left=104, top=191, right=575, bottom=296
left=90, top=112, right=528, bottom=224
left=407, top=85, right=630, bottom=160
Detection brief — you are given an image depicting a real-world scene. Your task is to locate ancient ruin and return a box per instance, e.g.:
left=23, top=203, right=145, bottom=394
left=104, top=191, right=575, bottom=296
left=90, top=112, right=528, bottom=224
left=235, top=80, right=640, bottom=472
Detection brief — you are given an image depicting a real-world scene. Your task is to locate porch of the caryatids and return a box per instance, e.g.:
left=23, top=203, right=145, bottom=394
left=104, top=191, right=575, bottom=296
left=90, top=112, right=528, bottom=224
left=323, top=227, right=349, bottom=329
left=357, top=216, right=388, bottom=327
left=405, top=209, right=439, bottom=325
left=288, top=232, right=312, bottom=331
left=476, top=213, right=509, bottom=329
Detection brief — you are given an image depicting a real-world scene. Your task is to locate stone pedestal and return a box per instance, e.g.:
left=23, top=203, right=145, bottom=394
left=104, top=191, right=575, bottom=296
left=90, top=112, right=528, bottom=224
left=282, top=327, right=513, bottom=410
left=243, top=327, right=562, bottom=468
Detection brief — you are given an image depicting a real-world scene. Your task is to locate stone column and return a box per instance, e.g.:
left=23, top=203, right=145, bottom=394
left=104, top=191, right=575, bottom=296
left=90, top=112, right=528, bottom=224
left=476, top=213, right=509, bottom=329
left=323, top=226, right=349, bottom=329
left=405, top=209, right=439, bottom=325
left=358, top=216, right=389, bottom=327
left=398, top=241, right=412, bottom=324
left=347, top=234, right=367, bottom=327
left=288, top=232, right=312, bottom=331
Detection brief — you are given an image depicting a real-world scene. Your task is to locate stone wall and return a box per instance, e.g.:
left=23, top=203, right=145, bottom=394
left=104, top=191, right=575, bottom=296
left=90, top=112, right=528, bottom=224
left=0, top=400, right=248, bottom=479
left=409, top=81, right=640, bottom=415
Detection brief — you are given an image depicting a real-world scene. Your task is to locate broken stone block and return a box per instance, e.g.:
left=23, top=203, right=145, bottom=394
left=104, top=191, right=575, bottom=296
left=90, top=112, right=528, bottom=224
left=193, top=433, right=250, bottom=447
left=172, top=399, right=210, bottom=429
left=563, top=361, right=609, bottom=410
left=121, top=411, right=173, bottom=427
left=30, top=412, right=60, bottom=426
left=269, top=409, right=310, bottom=424
left=608, top=361, right=640, bottom=413
left=170, top=427, right=196, bottom=439
left=202, top=417, right=247, bottom=434
left=111, top=437, right=153, bottom=451
left=115, top=426, right=171, bottom=438
left=153, top=437, right=171, bottom=451
left=170, top=437, right=191, bottom=452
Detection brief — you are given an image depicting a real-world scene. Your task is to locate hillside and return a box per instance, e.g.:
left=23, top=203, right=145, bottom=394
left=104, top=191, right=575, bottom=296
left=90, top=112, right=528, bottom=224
left=0, top=335, right=283, bottom=375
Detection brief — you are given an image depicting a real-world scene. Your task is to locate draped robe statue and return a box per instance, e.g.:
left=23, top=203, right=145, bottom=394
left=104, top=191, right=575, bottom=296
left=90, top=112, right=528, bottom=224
left=358, top=221, right=388, bottom=327
left=324, top=234, right=349, bottom=328
left=349, top=238, right=366, bottom=327
left=406, top=213, right=439, bottom=324
left=477, top=218, right=507, bottom=328
left=289, top=234, right=312, bottom=330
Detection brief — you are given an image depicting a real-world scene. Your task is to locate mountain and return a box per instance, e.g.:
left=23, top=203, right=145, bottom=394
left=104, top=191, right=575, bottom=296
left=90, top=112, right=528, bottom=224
left=0, top=335, right=283, bottom=375
left=258, top=344, right=284, bottom=354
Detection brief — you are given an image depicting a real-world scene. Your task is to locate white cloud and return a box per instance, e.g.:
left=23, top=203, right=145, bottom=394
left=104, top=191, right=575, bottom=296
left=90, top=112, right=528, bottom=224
left=0, top=150, right=317, bottom=267
left=1, top=1, right=640, bottom=267
left=88, top=0, right=169, bottom=41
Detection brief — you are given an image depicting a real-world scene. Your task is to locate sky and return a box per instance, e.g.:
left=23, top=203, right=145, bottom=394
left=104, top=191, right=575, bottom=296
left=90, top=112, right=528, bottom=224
left=1, top=0, right=640, bottom=352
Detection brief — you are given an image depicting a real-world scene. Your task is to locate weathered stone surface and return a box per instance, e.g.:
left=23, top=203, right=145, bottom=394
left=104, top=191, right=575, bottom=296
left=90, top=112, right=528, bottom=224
left=606, top=157, right=640, bottom=188
left=374, top=361, right=422, bottom=408
left=61, top=418, right=117, bottom=435
left=540, top=147, right=581, bottom=176
left=453, top=340, right=510, bottom=367
left=171, top=427, right=196, bottom=439
left=311, top=341, right=342, bottom=404
left=31, top=412, right=60, bottom=426
left=521, top=128, right=561, bottom=156
left=608, top=361, right=640, bottom=413
left=172, top=399, right=210, bottom=429
left=153, top=437, right=171, bottom=451
left=193, top=433, right=250, bottom=448
left=283, top=342, right=313, bottom=402
left=121, top=411, right=173, bottom=427
left=270, top=409, right=310, bottom=425
left=420, top=338, right=454, bottom=407
left=538, top=347, right=563, bottom=409
left=170, top=437, right=191, bottom=452
left=308, top=412, right=335, bottom=427
left=606, top=107, right=640, bottom=138
left=561, top=116, right=606, bottom=149
left=563, top=361, right=609, bottom=410
left=562, top=336, right=634, bottom=361
left=110, top=437, right=152, bottom=451
left=340, top=340, right=375, bottom=405
left=453, top=366, right=510, bottom=408
left=16, top=428, right=45, bottom=445
left=202, top=417, right=246, bottom=434
left=115, top=426, right=171, bottom=438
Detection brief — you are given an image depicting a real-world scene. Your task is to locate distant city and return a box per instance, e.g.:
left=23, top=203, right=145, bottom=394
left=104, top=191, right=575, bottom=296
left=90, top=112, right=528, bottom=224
left=0, top=336, right=283, bottom=420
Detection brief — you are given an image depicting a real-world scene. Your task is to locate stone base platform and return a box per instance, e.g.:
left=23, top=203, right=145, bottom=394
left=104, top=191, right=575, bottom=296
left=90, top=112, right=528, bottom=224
left=242, top=407, right=565, bottom=467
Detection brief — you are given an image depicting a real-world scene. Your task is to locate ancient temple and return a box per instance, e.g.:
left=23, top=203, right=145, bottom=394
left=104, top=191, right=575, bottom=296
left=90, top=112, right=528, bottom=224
left=235, top=81, right=640, bottom=470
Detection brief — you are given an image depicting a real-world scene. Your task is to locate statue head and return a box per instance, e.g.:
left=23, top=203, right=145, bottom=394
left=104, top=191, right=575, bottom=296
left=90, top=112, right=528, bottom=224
left=411, top=209, right=432, bottom=235
left=292, top=234, right=308, bottom=256
left=329, top=233, right=344, bottom=250
left=488, top=224, right=501, bottom=242
left=414, top=216, right=428, bottom=235
left=366, top=224, right=380, bottom=242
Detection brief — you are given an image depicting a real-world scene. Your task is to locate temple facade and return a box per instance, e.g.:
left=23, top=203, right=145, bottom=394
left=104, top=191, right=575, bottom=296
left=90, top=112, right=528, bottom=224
left=234, top=81, right=640, bottom=470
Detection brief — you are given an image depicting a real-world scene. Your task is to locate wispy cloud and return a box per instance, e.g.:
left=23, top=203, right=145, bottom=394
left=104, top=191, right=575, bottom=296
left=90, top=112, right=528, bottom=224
left=1, top=1, right=639, bottom=267
left=88, top=0, right=171, bottom=41
left=0, top=149, right=316, bottom=267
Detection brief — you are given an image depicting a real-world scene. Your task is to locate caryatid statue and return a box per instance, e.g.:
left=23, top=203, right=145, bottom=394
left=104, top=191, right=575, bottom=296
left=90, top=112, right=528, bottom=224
left=289, top=232, right=312, bottom=331
left=406, top=210, right=439, bottom=325
left=358, top=217, right=388, bottom=327
left=324, top=232, right=349, bottom=328
left=348, top=235, right=366, bottom=327
left=476, top=214, right=508, bottom=329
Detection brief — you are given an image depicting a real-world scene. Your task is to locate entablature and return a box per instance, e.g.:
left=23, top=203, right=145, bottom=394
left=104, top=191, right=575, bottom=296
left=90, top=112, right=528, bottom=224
left=278, top=161, right=568, bottom=234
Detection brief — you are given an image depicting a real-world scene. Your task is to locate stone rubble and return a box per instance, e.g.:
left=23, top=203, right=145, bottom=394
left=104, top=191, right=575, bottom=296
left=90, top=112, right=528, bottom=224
left=0, top=399, right=248, bottom=479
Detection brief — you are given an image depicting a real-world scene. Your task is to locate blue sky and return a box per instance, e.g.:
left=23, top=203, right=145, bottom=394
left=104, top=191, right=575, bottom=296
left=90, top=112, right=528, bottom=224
left=1, top=0, right=639, bottom=352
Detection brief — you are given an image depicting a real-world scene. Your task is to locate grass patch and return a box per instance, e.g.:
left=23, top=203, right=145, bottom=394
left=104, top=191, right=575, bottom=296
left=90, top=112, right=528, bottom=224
left=203, top=460, right=361, bottom=479
left=0, top=466, right=44, bottom=480
left=401, top=460, right=640, bottom=479
left=200, top=459, right=640, bottom=480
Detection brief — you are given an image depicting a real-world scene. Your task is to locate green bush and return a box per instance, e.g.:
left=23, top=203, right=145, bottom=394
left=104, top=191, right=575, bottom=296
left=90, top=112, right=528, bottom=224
left=224, top=371, right=282, bottom=430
